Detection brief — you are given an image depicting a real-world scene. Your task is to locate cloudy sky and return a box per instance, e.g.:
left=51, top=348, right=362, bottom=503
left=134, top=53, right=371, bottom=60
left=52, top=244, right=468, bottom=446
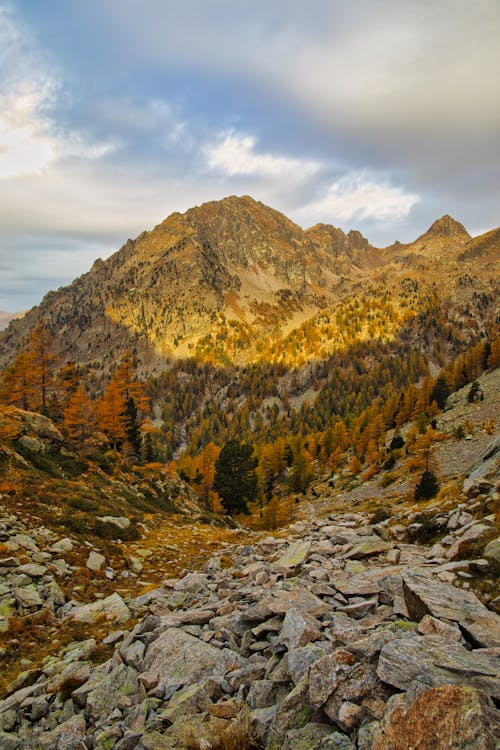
left=1, top=1, right=499, bottom=311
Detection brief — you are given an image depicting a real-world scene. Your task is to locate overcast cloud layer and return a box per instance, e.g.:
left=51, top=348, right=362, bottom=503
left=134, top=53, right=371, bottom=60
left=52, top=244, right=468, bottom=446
left=0, top=0, right=499, bottom=310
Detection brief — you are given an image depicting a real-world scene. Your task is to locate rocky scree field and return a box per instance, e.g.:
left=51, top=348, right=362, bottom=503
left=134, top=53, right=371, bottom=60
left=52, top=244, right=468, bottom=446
left=0, top=430, right=498, bottom=750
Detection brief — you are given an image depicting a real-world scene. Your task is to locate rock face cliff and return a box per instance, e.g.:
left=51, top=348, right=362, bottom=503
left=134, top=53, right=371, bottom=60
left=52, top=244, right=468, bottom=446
left=1, top=195, right=497, bottom=369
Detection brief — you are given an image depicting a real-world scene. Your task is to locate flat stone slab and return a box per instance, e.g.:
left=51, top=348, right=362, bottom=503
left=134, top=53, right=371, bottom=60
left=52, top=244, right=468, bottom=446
left=241, top=588, right=330, bottom=622
left=275, top=541, right=311, bottom=568
left=343, top=537, right=391, bottom=559
left=402, top=568, right=500, bottom=648
left=68, top=592, right=131, bottom=625
left=377, top=635, right=500, bottom=700
left=141, top=627, right=220, bottom=686
left=17, top=564, right=47, bottom=578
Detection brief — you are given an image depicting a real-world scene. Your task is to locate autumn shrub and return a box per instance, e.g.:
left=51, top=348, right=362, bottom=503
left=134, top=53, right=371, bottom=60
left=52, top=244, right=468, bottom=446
left=410, top=513, right=440, bottom=543
left=55, top=512, right=94, bottom=536
left=370, top=506, right=390, bottom=524
left=379, top=472, right=396, bottom=488
left=360, top=464, right=379, bottom=481
left=93, top=519, right=140, bottom=541
left=67, top=495, right=99, bottom=512
left=182, top=714, right=262, bottom=750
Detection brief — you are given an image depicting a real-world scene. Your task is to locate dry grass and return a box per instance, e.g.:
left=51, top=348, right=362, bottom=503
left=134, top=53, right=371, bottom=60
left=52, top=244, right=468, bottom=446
left=0, top=613, right=117, bottom=699
left=182, top=714, right=262, bottom=750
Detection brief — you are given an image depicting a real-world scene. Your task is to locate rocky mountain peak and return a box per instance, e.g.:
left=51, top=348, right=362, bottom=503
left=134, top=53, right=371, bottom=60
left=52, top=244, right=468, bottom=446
left=419, top=214, right=471, bottom=241
left=180, top=195, right=306, bottom=270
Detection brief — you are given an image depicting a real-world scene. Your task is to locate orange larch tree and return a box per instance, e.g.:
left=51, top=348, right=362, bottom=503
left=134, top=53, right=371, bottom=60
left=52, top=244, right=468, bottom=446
left=27, top=324, right=59, bottom=412
left=0, top=351, right=34, bottom=411
left=96, top=379, right=128, bottom=449
left=63, top=385, right=96, bottom=448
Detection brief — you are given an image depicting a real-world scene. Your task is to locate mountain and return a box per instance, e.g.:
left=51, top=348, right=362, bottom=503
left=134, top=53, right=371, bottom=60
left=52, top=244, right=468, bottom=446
left=0, top=196, right=498, bottom=370
left=0, top=310, right=24, bottom=331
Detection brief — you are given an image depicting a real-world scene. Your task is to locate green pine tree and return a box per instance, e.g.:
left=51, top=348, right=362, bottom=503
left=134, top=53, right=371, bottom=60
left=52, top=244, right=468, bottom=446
left=125, top=397, right=142, bottom=458
left=414, top=469, right=439, bottom=501
left=214, top=440, right=258, bottom=515
left=430, top=375, right=449, bottom=410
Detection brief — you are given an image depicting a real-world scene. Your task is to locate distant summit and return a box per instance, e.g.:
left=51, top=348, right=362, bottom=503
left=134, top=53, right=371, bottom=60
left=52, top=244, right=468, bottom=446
left=419, top=214, right=471, bottom=241
left=0, top=196, right=497, bottom=369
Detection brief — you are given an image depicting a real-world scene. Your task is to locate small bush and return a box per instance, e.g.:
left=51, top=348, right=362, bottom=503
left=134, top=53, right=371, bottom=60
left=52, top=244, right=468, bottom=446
left=383, top=454, right=396, bottom=471
left=389, top=435, right=404, bottom=451
left=16, top=447, right=62, bottom=477
left=55, top=455, right=88, bottom=478
left=93, top=520, right=140, bottom=541
left=182, top=713, right=262, bottom=750
left=370, top=506, right=390, bottom=523
left=58, top=513, right=94, bottom=536
left=409, top=512, right=441, bottom=543
left=379, top=472, right=396, bottom=488
left=86, top=451, right=114, bottom=474
left=67, top=495, right=99, bottom=512
left=467, top=380, right=483, bottom=403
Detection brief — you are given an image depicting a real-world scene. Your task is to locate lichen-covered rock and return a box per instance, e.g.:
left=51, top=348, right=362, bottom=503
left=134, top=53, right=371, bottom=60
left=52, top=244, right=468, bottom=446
left=373, top=685, right=498, bottom=750
left=483, top=538, right=500, bottom=571
left=344, top=537, right=391, bottom=559
left=377, top=636, right=500, bottom=699
left=86, top=551, right=105, bottom=572
left=141, top=627, right=220, bottom=692
left=287, top=645, right=326, bottom=686
left=266, top=676, right=311, bottom=750
left=283, top=722, right=355, bottom=750
left=68, top=592, right=131, bottom=625
left=280, top=609, right=322, bottom=651
left=275, top=541, right=311, bottom=568
left=0, top=732, right=21, bottom=750
left=402, top=568, right=500, bottom=648
left=86, top=663, right=141, bottom=722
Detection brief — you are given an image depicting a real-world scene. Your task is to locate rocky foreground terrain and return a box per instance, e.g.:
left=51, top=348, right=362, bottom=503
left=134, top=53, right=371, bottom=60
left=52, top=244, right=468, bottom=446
left=0, top=438, right=498, bottom=749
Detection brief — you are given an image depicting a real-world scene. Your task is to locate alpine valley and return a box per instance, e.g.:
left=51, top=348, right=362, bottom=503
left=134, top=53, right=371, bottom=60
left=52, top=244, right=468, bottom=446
left=0, top=195, right=499, bottom=749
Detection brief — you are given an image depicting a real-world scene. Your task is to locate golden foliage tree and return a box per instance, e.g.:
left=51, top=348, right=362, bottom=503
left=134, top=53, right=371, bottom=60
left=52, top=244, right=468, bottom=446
left=96, top=379, right=128, bottom=449
left=63, top=385, right=96, bottom=448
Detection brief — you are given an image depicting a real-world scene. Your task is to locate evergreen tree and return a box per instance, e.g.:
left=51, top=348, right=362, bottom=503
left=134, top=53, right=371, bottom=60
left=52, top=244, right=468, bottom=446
left=125, top=396, right=142, bottom=458
left=389, top=433, right=404, bottom=450
left=414, top=469, right=439, bottom=501
left=467, top=381, right=482, bottom=403
left=214, top=440, right=258, bottom=515
left=430, top=375, right=449, bottom=410
left=142, top=433, right=155, bottom=463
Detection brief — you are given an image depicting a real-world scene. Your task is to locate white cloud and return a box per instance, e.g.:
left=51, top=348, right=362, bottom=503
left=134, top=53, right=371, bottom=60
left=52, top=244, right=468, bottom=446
left=0, top=89, right=57, bottom=178
left=300, top=173, right=419, bottom=224
left=207, top=132, right=319, bottom=179
left=0, top=7, right=114, bottom=179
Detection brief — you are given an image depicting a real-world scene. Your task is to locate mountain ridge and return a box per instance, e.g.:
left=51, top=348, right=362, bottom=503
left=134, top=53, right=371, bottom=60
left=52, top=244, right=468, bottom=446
left=0, top=196, right=498, bottom=370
